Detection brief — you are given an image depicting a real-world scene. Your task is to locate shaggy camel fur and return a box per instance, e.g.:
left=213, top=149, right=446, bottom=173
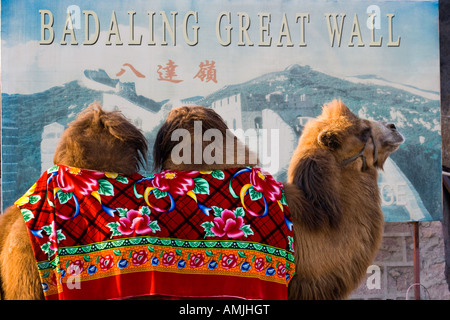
left=285, top=100, right=404, bottom=299
left=0, top=100, right=403, bottom=299
left=0, top=103, right=148, bottom=299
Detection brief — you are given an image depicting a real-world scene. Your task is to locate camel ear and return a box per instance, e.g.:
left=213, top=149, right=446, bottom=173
left=318, top=130, right=340, bottom=150
left=293, top=154, right=343, bottom=228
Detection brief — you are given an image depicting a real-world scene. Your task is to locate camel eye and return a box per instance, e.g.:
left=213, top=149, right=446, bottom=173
left=387, top=123, right=397, bottom=130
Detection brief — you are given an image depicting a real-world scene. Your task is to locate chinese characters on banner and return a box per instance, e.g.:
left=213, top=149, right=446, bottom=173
left=116, top=60, right=218, bottom=84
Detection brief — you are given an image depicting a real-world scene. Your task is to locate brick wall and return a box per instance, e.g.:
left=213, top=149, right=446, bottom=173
left=351, top=221, right=450, bottom=300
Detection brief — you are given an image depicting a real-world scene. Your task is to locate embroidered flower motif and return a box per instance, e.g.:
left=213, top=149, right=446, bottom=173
left=249, top=168, right=282, bottom=202
left=99, top=254, right=114, bottom=271
left=56, top=165, right=104, bottom=198
left=132, top=250, right=148, bottom=266
left=152, top=170, right=199, bottom=196
left=117, top=210, right=153, bottom=236
left=221, top=254, right=238, bottom=269
left=189, top=253, right=205, bottom=268
left=277, top=263, right=286, bottom=278
left=254, top=257, right=265, bottom=272
left=201, top=207, right=253, bottom=239
left=162, top=252, right=176, bottom=266
left=48, top=221, right=59, bottom=251
left=68, top=260, right=84, bottom=276
left=211, top=209, right=245, bottom=239
left=107, top=207, right=160, bottom=238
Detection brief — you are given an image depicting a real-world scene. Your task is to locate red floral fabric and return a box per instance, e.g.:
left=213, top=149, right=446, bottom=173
left=16, top=164, right=295, bottom=300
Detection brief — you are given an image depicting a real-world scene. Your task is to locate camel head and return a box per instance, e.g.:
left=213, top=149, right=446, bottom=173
left=315, top=100, right=405, bottom=171
left=153, top=105, right=258, bottom=171
left=53, top=102, right=148, bottom=175
left=287, top=99, right=404, bottom=228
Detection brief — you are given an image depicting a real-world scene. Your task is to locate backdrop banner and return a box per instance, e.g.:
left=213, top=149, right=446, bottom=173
left=1, top=0, right=442, bottom=221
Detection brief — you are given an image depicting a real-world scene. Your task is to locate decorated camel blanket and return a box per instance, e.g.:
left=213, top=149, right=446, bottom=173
left=15, top=164, right=295, bottom=300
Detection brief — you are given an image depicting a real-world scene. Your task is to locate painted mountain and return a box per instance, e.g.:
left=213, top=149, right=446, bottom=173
left=1, top=64, right=441, bottom=220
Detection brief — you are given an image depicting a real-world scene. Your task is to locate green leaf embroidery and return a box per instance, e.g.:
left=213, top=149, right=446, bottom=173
left=106, top=222, right=122, bottom=238
left=56, top=189, right=73, bottom=204
left=175, top=249, right=183, bottom=255
left=113, top=240, right=125, bottom=247
left=66, top=247, right=78, bottom=255
left=29, top=195, right=41, bottom=205
left=56, top=230, right=66, bottom=242
left=211, top=206, right=223, bottom=217
left=248, top=186, right=263, bottom=201
left=189, top=241, right=201, bottom=248
left=253, top=243, right=263, bottom=251
left=266, top=246, right=276, bottom=254
left=237, top=242, right=250, bottom=249
left=175, top=240, right=185, bottom=247
left=83, top=255, right=91, bottom=262
left=266, top=255, right=273, bottom=263
left=97, top=179, right=114, bottom=196
left=161, top=238, right=171, bottom=246
left=153, top=188, right=168, bottom=199
left=238, top=251, right=247, bottom=258
left=234, top=207, right=245, bottom=218
left=113, top=249, right=122, bottom=256
left=205, top=250, right=214, bottom=257
left=221, top=241, right=233, bottom=248
left=115, top=175, right=128, bottom=184
left=148, top=220, right=161, bottom=233
left=205, top=241, right=218, bottom=248
left=129, top=238, right=142, bottom=245
left=117, top=208, right=128, bottom=217
left=211, top=170, right=225, bottom=180
left=200, top=221, right=215, bottom=237
left=280, top=190, right=288, bottom=206
left=20, top=209, right=34, bottom=222
left=140, top=206, right=151, bottom=216
left=147, top=246, right=155, bottom=252
left=96, top=242, right=107, bottom=250
left=288, top=236, right=294, bottom=252
left=41, top=242, right=55, bottom=257
left=42, top=225, right=52, bottom=236
left=240, top=225, right=254, bottom=237
left=193, top=177, right=210, bottom=195
left=47, top=165, right=59, bottom=173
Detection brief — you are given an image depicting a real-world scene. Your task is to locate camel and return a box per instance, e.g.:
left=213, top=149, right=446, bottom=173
left=153, top=101, right=404, bottom=299
left=0, top=100, right=404, bottom=299
left=0, top=103, right=148, bottom=299
left=284, top=100, right=404, bottom=299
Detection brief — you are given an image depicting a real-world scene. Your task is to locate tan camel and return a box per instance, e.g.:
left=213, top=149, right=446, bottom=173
left=284, top=100, right=404, bottom=299
left=0, top=103, right=148, bottom=299
left=153, top=101, right=404, bottom=299
left=0, top=100, right=404, bottom=299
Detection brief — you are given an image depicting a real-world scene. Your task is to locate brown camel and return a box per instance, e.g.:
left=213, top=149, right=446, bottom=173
left=285, top=100, right=404, bottom=299
left=0, top=103, right=148, bottom=299
left=0, top=100, right=404, bottom=299
left=153, top=101, right=404, bottom=299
